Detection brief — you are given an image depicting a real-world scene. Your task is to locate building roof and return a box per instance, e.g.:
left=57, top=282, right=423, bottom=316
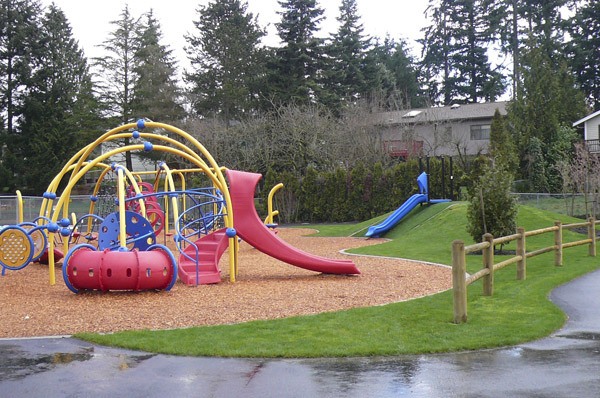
left=573, top=109, right=600, bottom=127
left=379, top=101, right=508, bottom=126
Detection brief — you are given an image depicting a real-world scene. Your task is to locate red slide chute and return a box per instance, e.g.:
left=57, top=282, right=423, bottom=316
left=227, top=170, right=360, bottom=275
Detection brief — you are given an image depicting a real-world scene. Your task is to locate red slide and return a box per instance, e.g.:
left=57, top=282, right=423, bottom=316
left=227, top=170, right=360, bottom=275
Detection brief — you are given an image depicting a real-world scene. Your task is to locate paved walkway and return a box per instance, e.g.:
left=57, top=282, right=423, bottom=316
left=2, top=270, right=600, bottom=397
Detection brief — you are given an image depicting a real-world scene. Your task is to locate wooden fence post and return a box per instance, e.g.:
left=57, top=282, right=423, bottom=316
left=588, top=217, right=596, bottom=257
left=452, top=240, right=467, bottom=324
left=482, top=233, right=494, bottom=296
left=516, top=227, right=526, bottom=280
left=554, top=221, right=563, bottom=267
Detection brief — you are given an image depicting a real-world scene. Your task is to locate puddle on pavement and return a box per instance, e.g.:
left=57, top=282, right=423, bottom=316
left=0, top=344, right=156, bottom=381
left=304, top=356, right=422, bottom=386
left=116, top=353, right=155, bottom=371
left=557, top=332, right=600, bottom=341
left=0, top=344, right=94, bottom=381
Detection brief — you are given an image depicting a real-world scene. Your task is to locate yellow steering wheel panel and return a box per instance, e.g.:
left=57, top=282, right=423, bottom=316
left=0, top=226, right=34, bottom=269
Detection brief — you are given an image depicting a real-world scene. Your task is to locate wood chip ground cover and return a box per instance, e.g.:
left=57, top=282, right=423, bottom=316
left=0, top=228, right=451, bottom=338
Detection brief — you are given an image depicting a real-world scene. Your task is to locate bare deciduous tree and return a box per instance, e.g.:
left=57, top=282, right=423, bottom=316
left=559, top=143, right=600, bottom=218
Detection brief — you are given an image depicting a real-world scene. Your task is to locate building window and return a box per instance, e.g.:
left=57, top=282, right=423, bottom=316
left=470, top=124, right=491, bottom=140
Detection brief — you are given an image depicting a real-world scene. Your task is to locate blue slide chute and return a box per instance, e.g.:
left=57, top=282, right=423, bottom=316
left=365, top=172, right=433, bottom=238
left=365, top=193, right=428, bottom=238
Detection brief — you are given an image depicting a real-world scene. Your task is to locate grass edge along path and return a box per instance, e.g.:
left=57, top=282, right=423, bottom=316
left=76, top=203, right=600, bottom=358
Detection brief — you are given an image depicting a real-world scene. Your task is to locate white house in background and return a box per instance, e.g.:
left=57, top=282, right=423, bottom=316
left=72, top=141, right=156, bottom=193
left=99, top=140, right=157, bottom=172
left=377, top=101, right=508, bottom=158
left=573, top=109, right=600, bottom=153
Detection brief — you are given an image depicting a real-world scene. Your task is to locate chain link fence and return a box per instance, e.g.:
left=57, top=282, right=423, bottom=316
left=0, top=195, right=96, bottom=228
left=512, top=193, right=599, bottom=219
left=2, top=192, right=597, bottom=227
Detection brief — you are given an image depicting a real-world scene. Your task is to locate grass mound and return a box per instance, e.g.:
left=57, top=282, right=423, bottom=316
left=77, top=203, right=599, bottom=357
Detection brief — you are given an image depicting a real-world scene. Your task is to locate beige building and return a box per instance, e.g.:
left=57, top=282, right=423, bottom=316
left=573, top=109, right=600, bottom=153
left=378, top=101, right=508, bottom=158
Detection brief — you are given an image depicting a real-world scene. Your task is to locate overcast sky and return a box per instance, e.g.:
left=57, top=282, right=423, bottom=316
left=41, top=0, right=428, bottom=72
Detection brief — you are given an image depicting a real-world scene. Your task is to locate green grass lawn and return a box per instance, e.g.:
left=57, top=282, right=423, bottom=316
left=76, top=202, right=600, bottom=357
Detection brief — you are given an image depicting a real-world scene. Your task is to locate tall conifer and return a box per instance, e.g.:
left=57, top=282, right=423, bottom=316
left=185, top=0, right=266, bottom=121
left=268, top=0, right=326, bottom=105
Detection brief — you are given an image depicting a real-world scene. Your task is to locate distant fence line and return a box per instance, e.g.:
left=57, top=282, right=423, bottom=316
left=3, top=191, right=593, bottom=222
left=0, top=195, right=94, bottom=226
left=452, top=217, right=598, bottom=324
left=513, top=192, right=598, bottom=218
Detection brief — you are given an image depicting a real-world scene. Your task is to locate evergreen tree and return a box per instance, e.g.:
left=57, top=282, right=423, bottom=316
left=488, top=109, right=517, bottom=175
left=546, top=124, right=580, bottom=192
left=485, top=0, right=570, bottom=98
left=519, top=0, right=568, bottom=56
left=466, top=162, right=517, bottom=244
left=18, top=5, right=100, bottom=194
left=0, top=0, right=43, bottom=192
left=93, top=5, right=141, bottom=170
left=359, top=37, right=396, bottom=109
left=419, top=0, right=452, bottom=104
left=268, top=0, right=326, bottom=105
left=507, top=39, right=587, bottom=192
left=340, top=36, right=424, bottom=111
left=184, top=0, right=266, bottom=121
left=452, top=0, right=505, bottom=102
left=525, top=136, right=549, bottom=192
left=323, top=0, right=370, bottom=111
left=420, top=0, right=505, bottom=104
left=483, top=0, right=520, bottom=96
left=568, top=0, right=600, bottom=109
left=132, top=10, right=184, bottom=124
left=367, top=37, right=424, bottom=109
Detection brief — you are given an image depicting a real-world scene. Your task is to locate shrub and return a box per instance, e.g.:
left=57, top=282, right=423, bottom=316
left=467, top=164, right=517, bottom=244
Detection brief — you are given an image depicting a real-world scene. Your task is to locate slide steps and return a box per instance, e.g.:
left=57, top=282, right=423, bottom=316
left=177, top=228, right=229, bottom=285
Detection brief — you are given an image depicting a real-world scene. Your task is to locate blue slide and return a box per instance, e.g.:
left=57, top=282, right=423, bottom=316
left=365, top=193, right=428, bottom=238
left=365, top=172, right=431, bottom=238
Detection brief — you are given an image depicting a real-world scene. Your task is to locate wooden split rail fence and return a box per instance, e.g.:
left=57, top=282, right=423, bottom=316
left=452, top=217, right=598, bottom=323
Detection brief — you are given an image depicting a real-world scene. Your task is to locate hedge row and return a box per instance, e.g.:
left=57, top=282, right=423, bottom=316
left=259, top=157, right=461, bottom=223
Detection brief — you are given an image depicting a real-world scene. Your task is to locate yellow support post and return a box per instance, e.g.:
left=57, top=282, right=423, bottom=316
left=265, top=183, right=284, bottom=225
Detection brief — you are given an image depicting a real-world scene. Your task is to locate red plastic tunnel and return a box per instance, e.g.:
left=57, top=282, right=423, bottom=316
left=63, top=246, right=176, bottom=292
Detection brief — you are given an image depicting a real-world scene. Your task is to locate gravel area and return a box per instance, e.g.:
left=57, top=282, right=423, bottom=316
left=0, top=228, right=452, bottom=338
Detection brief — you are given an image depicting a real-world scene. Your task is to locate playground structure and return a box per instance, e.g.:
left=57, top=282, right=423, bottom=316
left=0, top=120, right=359, bottom=292
left=0, top=190, right=62, bottom=276
left=365, top=172, right=451, bottom=238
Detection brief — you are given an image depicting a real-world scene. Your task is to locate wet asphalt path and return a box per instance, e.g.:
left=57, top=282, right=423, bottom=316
left=2, top=270, right=600, bottom=397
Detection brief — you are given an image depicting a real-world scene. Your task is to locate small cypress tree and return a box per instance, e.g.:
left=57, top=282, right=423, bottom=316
left=527, top=137, right=550, bottom=193
left=467, top=163, right=517, bottom=245
left=489, top=108, right=518, bottom=175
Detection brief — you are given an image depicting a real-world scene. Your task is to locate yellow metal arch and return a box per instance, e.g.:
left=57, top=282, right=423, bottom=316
left=44, top=123, right=238, bottom=285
